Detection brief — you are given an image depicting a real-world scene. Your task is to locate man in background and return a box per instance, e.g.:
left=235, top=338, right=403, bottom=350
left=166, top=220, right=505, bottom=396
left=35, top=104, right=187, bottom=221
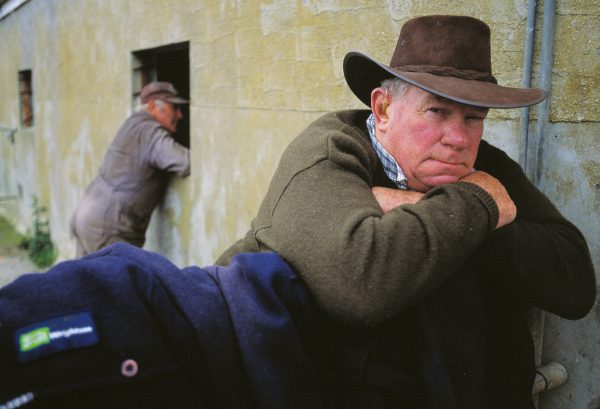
left=71, top=81, right=190, bottom=256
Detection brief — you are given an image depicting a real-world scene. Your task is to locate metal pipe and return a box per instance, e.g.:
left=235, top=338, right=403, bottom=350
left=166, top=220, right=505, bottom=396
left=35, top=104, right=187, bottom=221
left=532, top=362, right=568, bottom=395
left=531, top=0, right=556, bottom=183
left=527, top=8, right=556, bottom=407
left=519, top=0, right=538, bottom=172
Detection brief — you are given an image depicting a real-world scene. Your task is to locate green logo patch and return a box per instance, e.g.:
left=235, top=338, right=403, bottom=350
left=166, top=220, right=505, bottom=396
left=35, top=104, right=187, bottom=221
left=19, top=327, right=51, bottom=352
left=15, top=311, right=99, bottom=363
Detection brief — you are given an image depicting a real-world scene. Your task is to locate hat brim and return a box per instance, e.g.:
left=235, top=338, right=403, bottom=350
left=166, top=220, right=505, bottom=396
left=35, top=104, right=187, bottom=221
left=163, top=96, right=189, bottom=104
left=343, top=52, right=546, bottom=109
left=144, top=93, right=189, bottom=104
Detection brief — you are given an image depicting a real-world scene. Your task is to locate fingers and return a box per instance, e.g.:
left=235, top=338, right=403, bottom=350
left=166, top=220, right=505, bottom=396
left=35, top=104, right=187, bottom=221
left=372, top=174, right=515, bottom=230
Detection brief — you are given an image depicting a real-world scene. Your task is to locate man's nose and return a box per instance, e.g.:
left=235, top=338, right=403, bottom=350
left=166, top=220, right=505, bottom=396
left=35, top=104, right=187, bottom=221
left=441, top=120, right=469, bottom=148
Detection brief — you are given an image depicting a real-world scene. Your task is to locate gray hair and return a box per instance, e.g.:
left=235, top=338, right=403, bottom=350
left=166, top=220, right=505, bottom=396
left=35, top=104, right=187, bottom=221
left=137, top=98, right=167, bottom=112
left=380, top=78, right=412, bottom=99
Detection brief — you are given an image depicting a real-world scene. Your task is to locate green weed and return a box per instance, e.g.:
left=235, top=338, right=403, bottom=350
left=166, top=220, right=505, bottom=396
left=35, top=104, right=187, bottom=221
left=23, top=197, right=57, bottom=268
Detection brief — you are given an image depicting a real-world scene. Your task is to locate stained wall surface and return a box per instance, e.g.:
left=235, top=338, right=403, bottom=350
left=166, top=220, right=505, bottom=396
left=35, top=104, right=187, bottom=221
left=0, top=1, right=598, bottom=407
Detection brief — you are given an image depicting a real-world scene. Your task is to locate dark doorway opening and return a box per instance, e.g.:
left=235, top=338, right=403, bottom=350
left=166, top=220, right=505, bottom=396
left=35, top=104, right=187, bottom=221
left=132, top=42, right=190, bottom=148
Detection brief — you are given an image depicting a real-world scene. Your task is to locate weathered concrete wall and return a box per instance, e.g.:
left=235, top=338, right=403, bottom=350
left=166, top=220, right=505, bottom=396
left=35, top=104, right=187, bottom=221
left=0, top=0, right=598, bottom=407
left=537, top=121, right=600, bottom=409
left=532, top=3, right=600, bottom=408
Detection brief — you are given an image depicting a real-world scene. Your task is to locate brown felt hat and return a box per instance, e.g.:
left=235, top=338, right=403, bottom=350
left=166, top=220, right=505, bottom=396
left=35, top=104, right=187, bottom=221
left=140, top=81, right=189, bottom=104
left=343, top=15, right=546, bottom=109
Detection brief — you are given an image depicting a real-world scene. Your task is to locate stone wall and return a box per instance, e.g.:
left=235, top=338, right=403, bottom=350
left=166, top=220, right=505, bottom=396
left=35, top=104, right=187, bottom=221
left=0, top=1, right=598, bottom=406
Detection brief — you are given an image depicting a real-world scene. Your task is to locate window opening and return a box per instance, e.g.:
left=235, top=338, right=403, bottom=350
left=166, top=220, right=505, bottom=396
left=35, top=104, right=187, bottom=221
left=19, top=70, right=33, bottom=127
left=132, top=42, right=190, bottom=148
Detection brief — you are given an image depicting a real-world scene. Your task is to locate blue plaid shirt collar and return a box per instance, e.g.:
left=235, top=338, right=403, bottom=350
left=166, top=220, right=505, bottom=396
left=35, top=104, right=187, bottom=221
left=366, top=114, right=409, bottom=190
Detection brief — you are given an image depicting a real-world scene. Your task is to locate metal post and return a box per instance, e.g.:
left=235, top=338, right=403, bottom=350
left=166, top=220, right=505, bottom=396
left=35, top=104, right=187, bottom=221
left=532, top=0, right=556, bottom=183
left=519, top=0, right=538, bottom=172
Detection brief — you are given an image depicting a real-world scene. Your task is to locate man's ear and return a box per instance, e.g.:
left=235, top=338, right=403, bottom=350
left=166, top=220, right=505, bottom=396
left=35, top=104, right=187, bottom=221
left=146, top=99, right=160, bottom=118
left=371, top=87, right=390, bottom=132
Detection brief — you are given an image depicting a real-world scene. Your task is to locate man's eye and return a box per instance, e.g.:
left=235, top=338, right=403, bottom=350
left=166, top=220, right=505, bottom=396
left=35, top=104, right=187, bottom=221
left=427, top=107, right=443, bottom=114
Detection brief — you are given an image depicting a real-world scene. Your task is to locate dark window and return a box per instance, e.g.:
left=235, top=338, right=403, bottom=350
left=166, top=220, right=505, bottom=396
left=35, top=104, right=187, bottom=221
left=19, top=70, right=33, bottom=127
left=132, top=42, right=190, bottom=148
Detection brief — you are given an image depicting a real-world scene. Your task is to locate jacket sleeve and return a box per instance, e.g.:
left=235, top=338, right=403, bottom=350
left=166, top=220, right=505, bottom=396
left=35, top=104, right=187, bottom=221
left=474, top=141, right=596, bottom=319
left=255, top=124, right=500, bottom=326
left=147, top=126, right=190, bottom=177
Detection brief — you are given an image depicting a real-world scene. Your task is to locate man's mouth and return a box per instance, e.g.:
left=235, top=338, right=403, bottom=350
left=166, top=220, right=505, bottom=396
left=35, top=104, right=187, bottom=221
left=430, top=158, right=465, bottom=167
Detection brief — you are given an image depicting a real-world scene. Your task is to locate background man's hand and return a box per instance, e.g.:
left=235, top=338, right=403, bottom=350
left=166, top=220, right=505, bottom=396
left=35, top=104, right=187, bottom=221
left=460, top=171, right=516, bottom=229
left=372, top=187, right=424, bottom=214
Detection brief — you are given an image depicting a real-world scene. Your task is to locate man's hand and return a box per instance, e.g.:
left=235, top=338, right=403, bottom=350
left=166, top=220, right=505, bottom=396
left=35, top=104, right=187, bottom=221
left=460, top=171, right=516, bottom=229
left=372, top=187, right=425, bottom=214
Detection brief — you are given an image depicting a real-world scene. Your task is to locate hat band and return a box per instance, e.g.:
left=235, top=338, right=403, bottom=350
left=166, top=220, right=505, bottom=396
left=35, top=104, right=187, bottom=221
left=393, top=65, right=497, bottom=84
left=144, top=91, right=175, bottom=100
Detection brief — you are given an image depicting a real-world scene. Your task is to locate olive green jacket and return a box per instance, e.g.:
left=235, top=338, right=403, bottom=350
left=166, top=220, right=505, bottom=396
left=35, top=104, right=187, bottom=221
left=218, top=110, right=594, bottom=325
left=217, top=110, right=595, bottom=407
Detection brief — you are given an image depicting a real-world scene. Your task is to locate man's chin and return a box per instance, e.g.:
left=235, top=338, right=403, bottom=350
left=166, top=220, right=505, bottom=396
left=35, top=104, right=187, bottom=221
left=413, top=175, right=464, bottom=191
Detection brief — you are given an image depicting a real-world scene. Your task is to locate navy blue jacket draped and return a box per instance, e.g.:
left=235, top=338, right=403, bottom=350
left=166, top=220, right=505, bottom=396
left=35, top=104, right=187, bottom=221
left=0, top=243, right=328, bottom=408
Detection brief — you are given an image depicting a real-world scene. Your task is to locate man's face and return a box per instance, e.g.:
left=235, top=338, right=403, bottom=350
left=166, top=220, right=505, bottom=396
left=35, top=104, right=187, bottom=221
left=374, top=86, right=488, bottom=192
left=148, top=100, right=183, bottom=133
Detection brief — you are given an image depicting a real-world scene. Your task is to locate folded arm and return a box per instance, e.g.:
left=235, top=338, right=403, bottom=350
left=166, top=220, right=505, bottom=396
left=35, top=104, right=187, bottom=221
left=259, top=131, right=499, bottom=325
left=472, top=141, right=596, bottom=319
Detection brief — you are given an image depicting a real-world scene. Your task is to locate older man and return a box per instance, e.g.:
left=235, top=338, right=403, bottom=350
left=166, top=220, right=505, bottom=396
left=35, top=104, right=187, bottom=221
left=218, top=15, right=596, bottom=408
left=71, top=81, right=190, bottom=256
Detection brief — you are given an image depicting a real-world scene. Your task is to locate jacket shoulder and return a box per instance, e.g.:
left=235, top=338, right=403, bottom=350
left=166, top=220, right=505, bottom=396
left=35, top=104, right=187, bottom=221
left=283, top=110, right=375, bottom=175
